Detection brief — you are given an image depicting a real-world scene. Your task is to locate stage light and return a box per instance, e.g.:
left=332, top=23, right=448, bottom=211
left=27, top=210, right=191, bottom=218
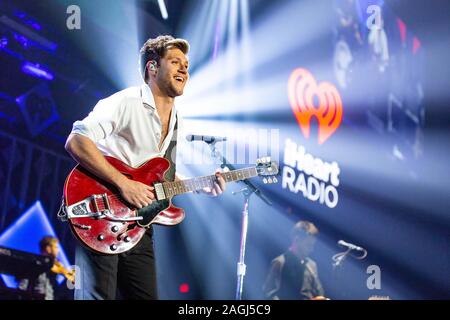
left=21, top=61, right=54, bottom=80
left=178, top=0, right=332, bottom=119
left=0, top=15, right=57, bottom=51
left=14, top=10, right=42, bottom=31
left=158, top=0, right=169, bottom=20
left=179, top=283, right=190, bottom=293
left=13, top=33, right=29, bottom=48
left=0, top=37, right=7, bottom=48
left=15, top=83, right=60, bottom=137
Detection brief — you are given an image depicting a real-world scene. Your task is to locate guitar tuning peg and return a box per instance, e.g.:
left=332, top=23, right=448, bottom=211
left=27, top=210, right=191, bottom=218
left=256, top=158, right=261, bottom=164
left=268, top=177, right=273, bottom=184
left=266, top=156, right=271, bottom=162
left=261, top=158, right=266, bottom=164
left=263, top=178, right=268, bottom=184
left=273, top=177, right=278, bottom=183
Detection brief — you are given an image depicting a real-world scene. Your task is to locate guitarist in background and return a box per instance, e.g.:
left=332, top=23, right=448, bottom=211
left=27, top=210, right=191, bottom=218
left=65, top=35, right=226, bottom=300
left=263, top=220, right=326, bottom=300
left=17, top=236, right=74, bottom=300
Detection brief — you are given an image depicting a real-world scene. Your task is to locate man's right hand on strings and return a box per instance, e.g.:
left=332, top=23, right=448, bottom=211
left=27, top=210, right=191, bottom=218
left=118, top=179, right=155, bottom=209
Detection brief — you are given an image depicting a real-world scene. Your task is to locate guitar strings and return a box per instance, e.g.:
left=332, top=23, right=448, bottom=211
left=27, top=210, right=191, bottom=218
left=93, top=167, right=259, bottom=207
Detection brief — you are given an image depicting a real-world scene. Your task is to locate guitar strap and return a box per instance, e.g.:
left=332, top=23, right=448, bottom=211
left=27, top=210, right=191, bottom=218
left=162, top=114, right=178, bottom=182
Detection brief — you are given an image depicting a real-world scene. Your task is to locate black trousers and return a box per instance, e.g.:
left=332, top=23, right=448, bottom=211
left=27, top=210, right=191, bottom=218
left=74, top=228, right=158, bottom=300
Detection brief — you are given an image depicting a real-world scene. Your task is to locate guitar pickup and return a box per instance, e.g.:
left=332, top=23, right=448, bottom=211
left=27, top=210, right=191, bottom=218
left=153, top=183, right=166, bottom=200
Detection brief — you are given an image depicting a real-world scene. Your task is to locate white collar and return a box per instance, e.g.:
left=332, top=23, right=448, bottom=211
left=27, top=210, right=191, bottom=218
left=141, top=83, right=157, bottom=110
left=140, top=83, right=177, bottom=115
left=140, top=83, right=178, bottom=127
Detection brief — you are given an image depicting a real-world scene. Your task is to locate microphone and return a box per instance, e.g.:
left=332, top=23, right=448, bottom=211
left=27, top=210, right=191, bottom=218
left=186, top=134, right=227, bottom=143
left=338, top=240, right=365, bottom=252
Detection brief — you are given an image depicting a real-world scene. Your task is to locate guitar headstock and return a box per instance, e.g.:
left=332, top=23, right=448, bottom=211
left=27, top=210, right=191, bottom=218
left=255, top=157, right=279, bottom=184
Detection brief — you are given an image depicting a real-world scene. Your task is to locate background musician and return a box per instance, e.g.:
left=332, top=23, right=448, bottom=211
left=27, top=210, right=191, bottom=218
left=17, top=236, right=73, bottom=300
left=263, top=220, right=326, bottom=300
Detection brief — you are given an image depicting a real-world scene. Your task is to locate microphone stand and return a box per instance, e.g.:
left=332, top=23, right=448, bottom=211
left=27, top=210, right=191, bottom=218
left=332, top=245, right=367, bottom=269
left=332, top=248, right=351, bottom=269
left=331, top=248, right=350, bottom=299
left=206, top=140, right=272, bottom=300
left=331, top=245, right=367, bottom=299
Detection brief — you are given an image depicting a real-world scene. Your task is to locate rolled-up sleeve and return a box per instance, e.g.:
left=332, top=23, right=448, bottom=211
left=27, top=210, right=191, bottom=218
left=71, top=94, right=125, bottom=143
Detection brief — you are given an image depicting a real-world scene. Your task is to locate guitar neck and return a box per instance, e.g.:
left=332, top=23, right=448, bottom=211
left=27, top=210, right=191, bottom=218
left=162, top=167, right=258, bottom=198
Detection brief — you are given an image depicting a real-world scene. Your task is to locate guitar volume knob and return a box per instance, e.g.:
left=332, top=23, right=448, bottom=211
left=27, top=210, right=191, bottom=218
left=124, top=236, right=131, bottom=243
left=97, top=234, right=105, bottom=241
left=111, top=225, right=119, bottom=232
left=110, top=244, right=117, bottom=251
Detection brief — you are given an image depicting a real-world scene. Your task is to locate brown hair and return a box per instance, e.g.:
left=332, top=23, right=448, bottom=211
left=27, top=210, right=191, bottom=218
left=291, top=220, right=319, bottom=240
left=39, top=236, right=58, bottom=252
left=139, top=35, right=190, bottom=82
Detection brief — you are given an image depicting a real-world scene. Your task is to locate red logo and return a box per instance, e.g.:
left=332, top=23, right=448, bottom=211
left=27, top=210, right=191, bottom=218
left=288, top=68, right=343, bottom=144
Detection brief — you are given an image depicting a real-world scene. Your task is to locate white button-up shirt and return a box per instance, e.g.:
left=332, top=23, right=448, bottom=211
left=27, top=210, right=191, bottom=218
left=71, top=84, right=180, bottom=168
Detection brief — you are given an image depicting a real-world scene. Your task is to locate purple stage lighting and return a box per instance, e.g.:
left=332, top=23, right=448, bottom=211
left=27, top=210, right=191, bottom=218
left=0, top=37, right=7, bottom=49
left=21, top=62, right=54, bottom=80
left=13, top=33, right=29, bottom=48
left=15, top=10, right=42, bottom=30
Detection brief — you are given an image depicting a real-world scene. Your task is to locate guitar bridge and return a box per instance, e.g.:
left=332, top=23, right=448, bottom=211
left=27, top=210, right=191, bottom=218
left=65, top=194, right=107, bottom=219
left=65, top=194, right=143, bottom=222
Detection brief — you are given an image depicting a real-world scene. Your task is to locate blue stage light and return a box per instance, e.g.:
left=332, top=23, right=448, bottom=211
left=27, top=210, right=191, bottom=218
left=21, top=62, right=54, bottom=80
left=0, top=37, right=7, bottom=48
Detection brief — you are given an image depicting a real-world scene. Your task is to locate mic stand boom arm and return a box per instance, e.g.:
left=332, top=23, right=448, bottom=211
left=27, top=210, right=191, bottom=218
left=208, top=142, right=272, bottom=206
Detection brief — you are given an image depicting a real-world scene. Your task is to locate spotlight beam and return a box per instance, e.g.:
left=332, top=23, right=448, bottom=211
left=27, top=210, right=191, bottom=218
left=158, top=0, right=169, bottom=20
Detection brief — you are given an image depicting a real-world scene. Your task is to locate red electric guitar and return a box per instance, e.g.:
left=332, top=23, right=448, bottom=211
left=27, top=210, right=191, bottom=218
left=60, top=156, right=278, bottom=254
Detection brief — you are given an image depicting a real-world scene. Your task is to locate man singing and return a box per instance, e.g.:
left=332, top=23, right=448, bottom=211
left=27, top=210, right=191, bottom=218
left=65, top=35, right=226, bottom=300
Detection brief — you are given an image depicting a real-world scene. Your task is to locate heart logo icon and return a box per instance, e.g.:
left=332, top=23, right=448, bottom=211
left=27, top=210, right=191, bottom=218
left=288, top=68, right=343, bottom=144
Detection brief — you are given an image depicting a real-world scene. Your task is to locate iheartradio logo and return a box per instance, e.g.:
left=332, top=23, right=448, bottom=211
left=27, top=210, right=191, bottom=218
left=288, top=68, right=343, bottom=145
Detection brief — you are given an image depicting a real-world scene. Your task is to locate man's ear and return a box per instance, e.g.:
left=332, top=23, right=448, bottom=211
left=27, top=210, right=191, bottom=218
left=147, top=60, right=157, bottom=73
left=145, top=61, right=157, bottom=82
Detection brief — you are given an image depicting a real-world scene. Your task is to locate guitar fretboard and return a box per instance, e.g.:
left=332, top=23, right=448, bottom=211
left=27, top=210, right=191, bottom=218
left=162, top=167, right=258, bottom=198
